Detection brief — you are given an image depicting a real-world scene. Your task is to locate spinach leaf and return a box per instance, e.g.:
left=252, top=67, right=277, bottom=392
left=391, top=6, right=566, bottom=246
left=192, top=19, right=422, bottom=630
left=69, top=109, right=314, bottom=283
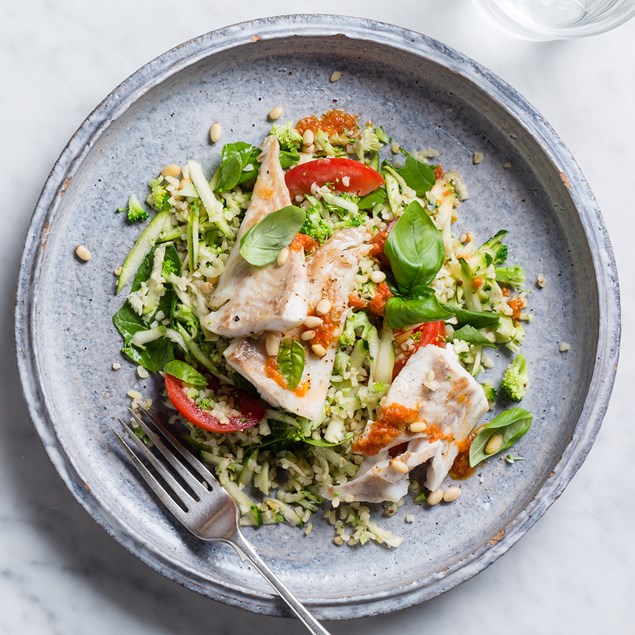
left=214, top=142, right=260, bottom=192
left=451, top=324, right=498, bottom=348
left=280, top=149, right=300, bottom=169
left=469, top=407, right=533, bottom=467
left=384, top=200, right=445, bottom=296
left=396, top=151, right=437, bottom=196
left=358, top=187, right=387, bottom=210
left=442, top=304, right=501, bottom=329
left=240, top=205, right=306, bottom=266
left=277, top=340, right=305, bottom=390
left=385, top=290, right=453, bottom=329
left=163, top=360, right=207, bottom=387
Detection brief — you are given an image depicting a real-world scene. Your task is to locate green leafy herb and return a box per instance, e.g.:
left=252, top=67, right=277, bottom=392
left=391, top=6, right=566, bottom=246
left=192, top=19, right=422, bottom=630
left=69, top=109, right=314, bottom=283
left=442, top=305, right=501, bottom=329
left=396, top=151, right=437, bottom=196
left=277, top=340, right=305, bottom=390
left=451, top=325, right=498, bottom=348
left=239, top=205, right=306, bottom=266
left=384, top=200, right=445, bottom=296
left=385, top=291, right=453, bottom=329
left=358, top=187, right=387, bottom=210
left=469, top=407, right=533, bottom=467
left=280, top=149, right=301, bottom=169
left=163, top=360, right=207, bottom=387
left=214, top=142, right=260, bottom=192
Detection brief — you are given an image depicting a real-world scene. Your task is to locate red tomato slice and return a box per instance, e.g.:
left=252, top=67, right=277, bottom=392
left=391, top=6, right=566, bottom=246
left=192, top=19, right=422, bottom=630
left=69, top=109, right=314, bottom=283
left=392, top=321, right=446, bottom=379
left=164, top=374, right=266, bottom=433
left=285, top=157, right=384, bottom=199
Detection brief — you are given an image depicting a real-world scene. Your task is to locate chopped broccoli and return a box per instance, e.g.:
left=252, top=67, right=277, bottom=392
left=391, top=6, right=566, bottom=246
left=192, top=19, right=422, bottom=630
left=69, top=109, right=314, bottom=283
left=270, top=121, right=303, bottom=152
left=495, top=264, right=525, bottom=288
left=147, top=177, right=173, bottom=213
left=340, top=311, right=374, bottom=347
left=300, top=204, right=332, bottom=245
left=494, top=315, right=525, bottom=352
left=355, top=126, right=383, bottom=162
left=500, top=353, right=528, bottom=402
left=474, top=230, right=508, bottom=267
left=481, top=383, right=497, bottom=403
left=117, top=194, right=149, bottom=223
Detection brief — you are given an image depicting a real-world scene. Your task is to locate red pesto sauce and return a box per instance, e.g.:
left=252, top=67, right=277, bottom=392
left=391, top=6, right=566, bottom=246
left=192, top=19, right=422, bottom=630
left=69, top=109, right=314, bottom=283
left=296, top=110, right=358, bottom=136
left=367, top=282, right=393, bottom=316
left=353, top=403, right=420, bottom=456
left=290, top=233, right=318, bottom=252
left=449, top=432, right=477, bottom=480
left=264, top=358, right=309, bottom=396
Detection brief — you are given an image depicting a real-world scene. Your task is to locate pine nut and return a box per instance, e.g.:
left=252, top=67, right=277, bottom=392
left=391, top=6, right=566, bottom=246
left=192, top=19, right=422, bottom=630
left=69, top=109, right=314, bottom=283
left=409, top=421, right=427, bottom=433
left=311, top=343, right=327, bottom=358
left=391, top=459, right=409, bottom=474
left=427, top=489, right=444, bottom=506
left=304, top=316, right=323, bottom=328
left=485, top=433, right=504, bottom=455
left=112, top=363, right=121, bottom=371
left=316, top=298, right=331, bottom=315
left=265, top=334, right=280, bottom=357
left=370, top=270, right=386, bottom=283
left=137, top=366, right=149, bottom=379
left=303, top=144, right=316, bottom=154
left=443, top=487, right=462, bottom=503
left=75, top=245, right=92, bottom=262
left=276, top=247, right=289, bottom=266
left=301, top=330, right=316, bottom=341
left=302, top=129, right=315, bottom=146
left=391, top=142, right=401, bottom=154
left=209, top=122, right=222, bottom=143
left=161, top=164, right=181, bottom=178
left=329, top=70, right=342, bottom=83
left=268, top=106, right=284, bottom=121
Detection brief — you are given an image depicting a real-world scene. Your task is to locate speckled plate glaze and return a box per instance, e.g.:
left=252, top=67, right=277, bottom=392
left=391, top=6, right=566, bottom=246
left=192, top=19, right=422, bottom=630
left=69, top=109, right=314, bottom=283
left=15, top=15, right=620, bottom=619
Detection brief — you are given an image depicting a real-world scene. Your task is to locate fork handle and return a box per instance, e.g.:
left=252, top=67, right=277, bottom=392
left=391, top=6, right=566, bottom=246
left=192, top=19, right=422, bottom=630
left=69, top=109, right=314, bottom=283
left=229, top=529, right=331, bottom=635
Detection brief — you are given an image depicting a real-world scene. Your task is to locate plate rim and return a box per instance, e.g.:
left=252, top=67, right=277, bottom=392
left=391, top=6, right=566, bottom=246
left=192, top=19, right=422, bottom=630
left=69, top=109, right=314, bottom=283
left=14, top=14, right=621, bottom=619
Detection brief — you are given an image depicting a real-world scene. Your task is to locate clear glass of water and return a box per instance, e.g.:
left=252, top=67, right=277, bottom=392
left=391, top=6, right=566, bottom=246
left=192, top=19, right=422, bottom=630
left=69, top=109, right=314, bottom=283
left=473, top=0, right=635, bottom=39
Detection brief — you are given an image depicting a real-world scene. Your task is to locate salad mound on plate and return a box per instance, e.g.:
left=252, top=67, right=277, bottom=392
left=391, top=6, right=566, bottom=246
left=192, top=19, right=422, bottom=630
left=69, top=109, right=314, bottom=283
left=113, top=110, right=533, bottom=547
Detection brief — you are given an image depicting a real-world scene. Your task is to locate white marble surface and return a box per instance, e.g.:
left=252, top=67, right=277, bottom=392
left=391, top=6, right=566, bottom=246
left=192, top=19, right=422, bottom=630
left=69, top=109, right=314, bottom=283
left=2, top=1, right=633, bottom=633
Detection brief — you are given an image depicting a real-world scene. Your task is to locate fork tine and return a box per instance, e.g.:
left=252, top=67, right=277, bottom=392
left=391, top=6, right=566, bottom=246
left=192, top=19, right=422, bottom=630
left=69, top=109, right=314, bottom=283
left=129, top=409, right=209, bottom=497
left=113, top=428, right=189, bottom=521
left=136, top=404, right=220, bottom=486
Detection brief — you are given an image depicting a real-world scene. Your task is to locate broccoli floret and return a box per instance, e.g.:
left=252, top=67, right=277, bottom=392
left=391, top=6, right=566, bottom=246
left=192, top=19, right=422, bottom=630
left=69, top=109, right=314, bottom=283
left=340, top=311, right=374, bottom=347
left=300, top=205, right=332, bottom=245
left=117, top=194, right=149, bottom=223
left=495, top=265, right=525, bottom=288
left=481, top=383, right=497, bottom=403
left=147, top=177, right=173, bottom=213
left=270, top=122, right=303, bottom=152
left=355, top=126, right=384, bottom=161
left=500, top=353, right=528, bottom=402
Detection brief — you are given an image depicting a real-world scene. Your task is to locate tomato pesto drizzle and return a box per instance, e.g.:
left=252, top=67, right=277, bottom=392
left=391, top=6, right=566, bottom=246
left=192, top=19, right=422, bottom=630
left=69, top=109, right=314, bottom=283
left=289, top=232, right=318, bottom=252
left=353, top=403, right=420, bottom=456
left=449, top=432, right=478, bottom=480
left=264, top=356, right=310, bottom=396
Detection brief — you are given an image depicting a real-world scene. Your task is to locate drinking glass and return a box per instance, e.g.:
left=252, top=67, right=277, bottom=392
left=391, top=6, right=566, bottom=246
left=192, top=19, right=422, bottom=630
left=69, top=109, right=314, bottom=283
left=473, top=0, right=635, bottom=39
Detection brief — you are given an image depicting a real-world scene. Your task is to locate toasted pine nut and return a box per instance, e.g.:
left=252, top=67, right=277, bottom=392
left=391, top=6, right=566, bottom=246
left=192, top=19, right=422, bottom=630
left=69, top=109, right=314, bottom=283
left=443, top=487, right=462, bottom=503
left=75, top=245, right=92, bottom=262
left=485, top=434, right=504, bottom=455
left=311, top=343, right=327, bottom=358
left=427, top=490, right=444, bottom=506
left=302, top=129, right=315, bottom=146
left=265, top=334, right=280, bottom=357
left=391, top=459, right=409, bottom=474
left=409, top=421, right=427, bottom=433
left=303, top=144, right=316, bottom=154
left=329, top=70, right=342, bottom=83
left=161, top=164, right=181, bottom=178
left=268, top=106, right=284, bottom=121
left=276, top=247, right=289, bottom=266
left=391, top=142, right=401, bottom=154
left=301, top=330, right=316, bottom=341
left=316, top=298, right=331, bottom=315
left=112, top=363, right=121, bottom=371
left=304, top=316, right=323, bottom=328
left=370, top=270, right=386, bottom=283
left=137, top=366, right=149, bottom=379
left=209, top=122, right=222, bottom=143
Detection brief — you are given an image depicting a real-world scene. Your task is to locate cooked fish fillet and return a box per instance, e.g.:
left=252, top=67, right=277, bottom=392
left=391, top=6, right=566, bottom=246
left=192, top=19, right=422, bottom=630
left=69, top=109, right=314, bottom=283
left=202, top=136, right=307, bottom=337
left=331, top=344, right=488, bottom=502
left=224, top=227, right=368, bottom=420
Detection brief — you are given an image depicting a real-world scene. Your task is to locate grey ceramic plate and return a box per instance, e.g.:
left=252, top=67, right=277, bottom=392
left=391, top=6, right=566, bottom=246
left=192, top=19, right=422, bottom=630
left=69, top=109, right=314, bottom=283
left=16, top=15, right=619, bottom=619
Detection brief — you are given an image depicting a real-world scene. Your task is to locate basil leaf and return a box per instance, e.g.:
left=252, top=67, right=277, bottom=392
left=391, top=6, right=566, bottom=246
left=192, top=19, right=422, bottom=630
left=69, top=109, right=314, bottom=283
left=280, top=149, right=300, bottom=169
left=163, top=360, right=207, bottom=387
left=443, top=304, right=501, bottom=329
left=396, top=151, right=437, bottom=196
left=469, top=407, right=533, bottom=467
left=451, top=325, right=497, bottom=348
left=214, top=142, right=260, bottom=192
left=358, top=187, right=387, bottom=210
left=240, top=205, right=306, bottom=266
left=277, top=340, right=305, bottom=390
left=385, top=290, right=453, bottom=329
left=384, top=200, right=444, bottom=296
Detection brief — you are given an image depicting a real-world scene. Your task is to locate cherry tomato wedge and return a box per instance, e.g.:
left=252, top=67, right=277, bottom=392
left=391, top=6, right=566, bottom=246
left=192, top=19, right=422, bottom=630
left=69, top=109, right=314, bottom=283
left=164, top=374, right=266, bottom=433
left=392, top=321, right=446, bottom=379
left=285, top=157, right=385, bottom=199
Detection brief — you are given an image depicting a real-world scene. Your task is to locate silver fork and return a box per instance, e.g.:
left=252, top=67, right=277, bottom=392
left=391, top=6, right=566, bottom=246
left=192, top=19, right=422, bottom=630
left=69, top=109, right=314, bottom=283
left=114, top=405, right=330, bottom=635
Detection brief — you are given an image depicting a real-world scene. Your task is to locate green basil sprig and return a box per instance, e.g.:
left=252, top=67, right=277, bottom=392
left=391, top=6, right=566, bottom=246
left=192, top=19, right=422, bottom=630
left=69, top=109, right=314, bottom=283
left=214, top=142, right=260, bottom=193
left=163, top=360, right=208, bottom=387
left=396, top=151, right=437, bottom=196
left=385, top=291, right=453, bottom=330
left=442, top=305, right=500, bottom=329
left=451, top=324, right=498, bottom=348
left=240, top=205, right=306, bottom=266
left=469, top=407, right=533, bottom=467
left=277, top=340, right=305, bottom=390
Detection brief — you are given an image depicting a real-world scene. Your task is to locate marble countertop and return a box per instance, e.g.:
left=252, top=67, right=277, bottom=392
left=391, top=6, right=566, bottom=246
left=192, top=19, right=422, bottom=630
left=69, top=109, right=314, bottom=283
left=2, top=1, right=633, bottom=633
